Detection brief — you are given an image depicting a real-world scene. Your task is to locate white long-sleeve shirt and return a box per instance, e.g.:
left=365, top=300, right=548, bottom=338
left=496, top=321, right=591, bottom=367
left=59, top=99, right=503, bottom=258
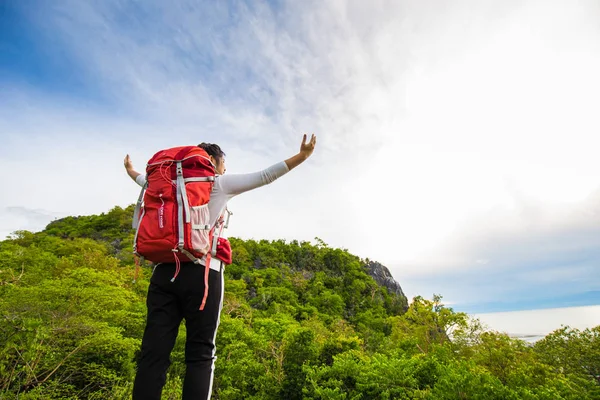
left=136, top=161, right=290, bottom=269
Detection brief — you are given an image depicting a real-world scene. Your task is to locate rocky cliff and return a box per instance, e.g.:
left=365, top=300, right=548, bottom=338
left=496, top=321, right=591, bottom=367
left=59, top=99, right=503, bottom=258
left=365, top=260, right=407, bottom=302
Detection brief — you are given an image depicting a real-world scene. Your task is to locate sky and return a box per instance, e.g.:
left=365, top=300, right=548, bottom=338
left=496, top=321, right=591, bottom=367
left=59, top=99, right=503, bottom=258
left=1, top=0, right=599, bottom=321
left=474, top=305, right=600, bottom=342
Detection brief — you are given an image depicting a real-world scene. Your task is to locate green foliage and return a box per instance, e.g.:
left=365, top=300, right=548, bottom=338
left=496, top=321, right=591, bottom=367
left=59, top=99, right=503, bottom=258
left=534, top=326, right=600, bottom=395
left=0, top=207, right=598, bottom=398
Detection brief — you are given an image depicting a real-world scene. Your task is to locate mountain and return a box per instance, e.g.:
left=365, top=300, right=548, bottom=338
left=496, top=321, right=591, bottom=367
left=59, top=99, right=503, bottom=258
left=0, top=205, right=598, bottom=399
left=365, top=260, right=407, bottom=300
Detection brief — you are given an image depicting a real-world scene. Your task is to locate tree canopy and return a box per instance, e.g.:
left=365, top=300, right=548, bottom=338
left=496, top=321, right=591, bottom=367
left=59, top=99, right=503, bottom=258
left=1, top=206, right=598, bottom=399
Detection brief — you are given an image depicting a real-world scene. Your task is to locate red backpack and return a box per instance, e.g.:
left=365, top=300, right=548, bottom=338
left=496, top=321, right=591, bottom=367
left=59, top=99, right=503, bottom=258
left=132, top=146, right=228, bottom=309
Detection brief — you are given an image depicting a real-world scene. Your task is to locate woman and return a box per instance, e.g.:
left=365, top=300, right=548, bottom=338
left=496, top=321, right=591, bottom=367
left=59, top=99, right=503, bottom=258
left=124, top=134, right=316, bottom=400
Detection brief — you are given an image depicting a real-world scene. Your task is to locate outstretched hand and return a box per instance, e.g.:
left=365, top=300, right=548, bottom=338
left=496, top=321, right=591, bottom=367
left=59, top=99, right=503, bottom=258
left=124, top=154, right=133, bottom=170
left=284, top=134, right=317, bottom=170
left=300, top=134, right=317, bottom=159
left=124, top=154, right=142, bottom=181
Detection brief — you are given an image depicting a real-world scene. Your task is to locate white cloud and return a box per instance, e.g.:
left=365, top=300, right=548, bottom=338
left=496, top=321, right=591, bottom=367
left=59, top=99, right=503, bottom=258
left=395, top=187, right=600, bottom=306
left=475, top=305, right=600, bottom=337
left=0, top=207, right=67, bottom=240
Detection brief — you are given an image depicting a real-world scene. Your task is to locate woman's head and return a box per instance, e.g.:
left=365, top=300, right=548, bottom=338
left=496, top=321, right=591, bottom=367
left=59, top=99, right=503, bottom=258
left=198, top=143, right=226, bottom=174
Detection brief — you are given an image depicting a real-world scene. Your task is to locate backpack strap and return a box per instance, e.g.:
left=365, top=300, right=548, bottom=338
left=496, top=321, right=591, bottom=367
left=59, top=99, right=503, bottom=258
left=175, top=162, right=186, bottom=250
left=199, top=238, right=212, bottom=311
left=132, top=180, right=147, bottom=229
left=176, top=162, right=191, bottom=224
left=199, top=208, right=231, bottom=311
left=223, top=208, right=233, bottom=229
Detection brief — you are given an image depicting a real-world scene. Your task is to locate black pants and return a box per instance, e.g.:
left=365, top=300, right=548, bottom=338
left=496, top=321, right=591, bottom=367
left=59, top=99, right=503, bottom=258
left=133, top=262, right=224, bottom=400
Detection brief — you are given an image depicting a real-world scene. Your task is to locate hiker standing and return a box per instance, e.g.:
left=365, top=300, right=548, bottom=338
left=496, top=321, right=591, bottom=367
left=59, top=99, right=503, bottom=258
left=124, top=134, right=316, bottom=400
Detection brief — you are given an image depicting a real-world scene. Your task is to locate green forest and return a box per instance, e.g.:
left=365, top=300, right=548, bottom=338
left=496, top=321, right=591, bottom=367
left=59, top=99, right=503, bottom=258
left=1, top=205, right=599, bottom=399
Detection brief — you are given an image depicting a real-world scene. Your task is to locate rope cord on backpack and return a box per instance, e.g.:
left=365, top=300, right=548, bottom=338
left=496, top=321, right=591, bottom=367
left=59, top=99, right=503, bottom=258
left=158, top=161, right=176, bottom=187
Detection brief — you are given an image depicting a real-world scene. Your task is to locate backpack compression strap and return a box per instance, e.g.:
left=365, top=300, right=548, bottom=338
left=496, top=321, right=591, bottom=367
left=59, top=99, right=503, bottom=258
left=198, top=208, right=231, bottom=311
left=132, top=180, right=147, bottom=229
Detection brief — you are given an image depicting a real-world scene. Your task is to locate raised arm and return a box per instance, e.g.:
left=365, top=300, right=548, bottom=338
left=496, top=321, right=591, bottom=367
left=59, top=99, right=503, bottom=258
left=219, top=134, right=317, bottom=196
left=124, top=155, right=146, bottom=187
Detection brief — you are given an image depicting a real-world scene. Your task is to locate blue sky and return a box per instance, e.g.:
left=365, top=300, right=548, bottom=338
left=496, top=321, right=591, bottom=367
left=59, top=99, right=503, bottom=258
left=1, top=2, right=105, bottom=106
left=1, top=0, right=600, bottom=317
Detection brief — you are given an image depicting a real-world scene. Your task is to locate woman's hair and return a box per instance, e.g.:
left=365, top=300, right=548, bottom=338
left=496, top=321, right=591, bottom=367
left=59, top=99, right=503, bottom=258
left=198, top=143, right=226, bottom=161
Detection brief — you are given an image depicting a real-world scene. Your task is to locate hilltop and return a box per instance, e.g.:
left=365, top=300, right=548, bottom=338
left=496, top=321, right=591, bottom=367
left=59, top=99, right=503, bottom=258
left=0, top=206, right=598, bottom=399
